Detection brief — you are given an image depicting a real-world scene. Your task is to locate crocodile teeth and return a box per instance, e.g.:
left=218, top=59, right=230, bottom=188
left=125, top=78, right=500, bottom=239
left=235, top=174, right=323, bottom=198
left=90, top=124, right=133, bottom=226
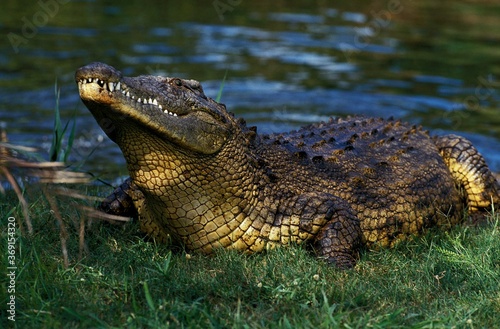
left=163, top=110, right=177, bottom=116
left=109, top=81, right=120, bottom=91
left=79, top=78, right=122, bottom=94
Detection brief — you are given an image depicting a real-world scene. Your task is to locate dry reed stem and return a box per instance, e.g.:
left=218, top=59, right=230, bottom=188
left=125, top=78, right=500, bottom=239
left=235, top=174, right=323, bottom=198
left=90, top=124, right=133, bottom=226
left=78, top=205, right=132, bottom=223
left=1, top=125, right=32, bottom=233
left=0, top=166, right=31, bottom=234
left=42, top=185, right=70, bottom=268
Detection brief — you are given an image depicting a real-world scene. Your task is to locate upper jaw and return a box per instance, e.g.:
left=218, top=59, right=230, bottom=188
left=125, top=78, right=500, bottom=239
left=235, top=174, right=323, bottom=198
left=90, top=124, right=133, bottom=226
left=75, top=63, right=179, bottom=117
left=77, top=76, right=179, bottom=117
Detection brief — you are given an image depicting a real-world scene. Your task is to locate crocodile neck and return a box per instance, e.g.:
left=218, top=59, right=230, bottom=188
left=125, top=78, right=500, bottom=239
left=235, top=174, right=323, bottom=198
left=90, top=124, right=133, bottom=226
left=119, top=125, right=282, bottom=251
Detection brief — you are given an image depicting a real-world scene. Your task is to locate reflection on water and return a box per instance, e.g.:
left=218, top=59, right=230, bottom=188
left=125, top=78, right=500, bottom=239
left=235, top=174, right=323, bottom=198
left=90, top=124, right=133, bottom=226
left=1, top=0, right=499, bottom=176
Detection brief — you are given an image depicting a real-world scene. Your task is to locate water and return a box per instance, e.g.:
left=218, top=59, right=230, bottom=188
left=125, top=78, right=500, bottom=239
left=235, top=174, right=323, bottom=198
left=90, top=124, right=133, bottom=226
left=1, top=0, right=499, bottom=179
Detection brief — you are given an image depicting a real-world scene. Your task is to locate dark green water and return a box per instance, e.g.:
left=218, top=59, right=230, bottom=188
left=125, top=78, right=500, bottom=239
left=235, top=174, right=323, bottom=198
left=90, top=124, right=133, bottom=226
left=1, top=0, right=499, bottom=177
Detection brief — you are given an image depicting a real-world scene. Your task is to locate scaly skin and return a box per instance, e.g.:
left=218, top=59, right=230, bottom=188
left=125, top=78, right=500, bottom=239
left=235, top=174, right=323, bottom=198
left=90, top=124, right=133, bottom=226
left=76, top=62, right=500, bottom=268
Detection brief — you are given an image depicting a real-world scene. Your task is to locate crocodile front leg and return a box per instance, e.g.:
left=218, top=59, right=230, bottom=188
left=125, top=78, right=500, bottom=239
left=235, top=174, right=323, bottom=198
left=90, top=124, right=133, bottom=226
left=99, top=178, right=170, bottom=242
left=99, top=178, right=142, bottom=218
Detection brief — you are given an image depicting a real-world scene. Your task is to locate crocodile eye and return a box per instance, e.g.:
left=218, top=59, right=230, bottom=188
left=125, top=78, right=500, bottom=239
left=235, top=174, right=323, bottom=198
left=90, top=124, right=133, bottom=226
left=173, top=78, right=182, bottom=87
left=192, top=83, right=202, bottom=92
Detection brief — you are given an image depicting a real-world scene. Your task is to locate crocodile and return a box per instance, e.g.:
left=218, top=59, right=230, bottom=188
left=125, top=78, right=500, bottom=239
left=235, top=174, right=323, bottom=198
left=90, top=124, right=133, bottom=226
left=76, top=62, right=500, bottom=268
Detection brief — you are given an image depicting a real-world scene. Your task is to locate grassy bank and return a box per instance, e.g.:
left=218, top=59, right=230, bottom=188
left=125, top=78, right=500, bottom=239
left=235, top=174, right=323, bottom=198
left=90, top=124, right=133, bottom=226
left=1, top=187, right=499, bottom=329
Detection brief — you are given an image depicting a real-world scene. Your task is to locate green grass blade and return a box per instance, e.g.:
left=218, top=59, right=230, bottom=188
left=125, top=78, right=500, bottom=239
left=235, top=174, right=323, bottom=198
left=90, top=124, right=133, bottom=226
left=49, top=80, right=77, bottom=163
left=215, top=70, right=228, bottom=102
left=49, top=82, right=62, bottom=162
left=143, top=281, right=156, bottom=312
left=63, top=117, right=77, bottom=163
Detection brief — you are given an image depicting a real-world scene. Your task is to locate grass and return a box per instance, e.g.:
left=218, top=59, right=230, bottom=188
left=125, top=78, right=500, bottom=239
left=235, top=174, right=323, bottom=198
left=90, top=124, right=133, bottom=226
left=49, top=81, right=76, bottom=164
left=1, top=187, right=499, bottom=328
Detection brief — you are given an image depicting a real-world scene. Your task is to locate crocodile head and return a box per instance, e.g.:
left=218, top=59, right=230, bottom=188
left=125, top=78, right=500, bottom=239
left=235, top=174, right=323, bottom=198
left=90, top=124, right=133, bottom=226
left=76, top=63, right=263, bottom=249
left=75, top=62, right=233, bottom=155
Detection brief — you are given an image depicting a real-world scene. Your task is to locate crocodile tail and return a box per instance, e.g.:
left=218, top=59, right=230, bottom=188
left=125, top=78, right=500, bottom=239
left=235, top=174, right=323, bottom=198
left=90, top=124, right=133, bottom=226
left=434, top=135, right=499, bottom=212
